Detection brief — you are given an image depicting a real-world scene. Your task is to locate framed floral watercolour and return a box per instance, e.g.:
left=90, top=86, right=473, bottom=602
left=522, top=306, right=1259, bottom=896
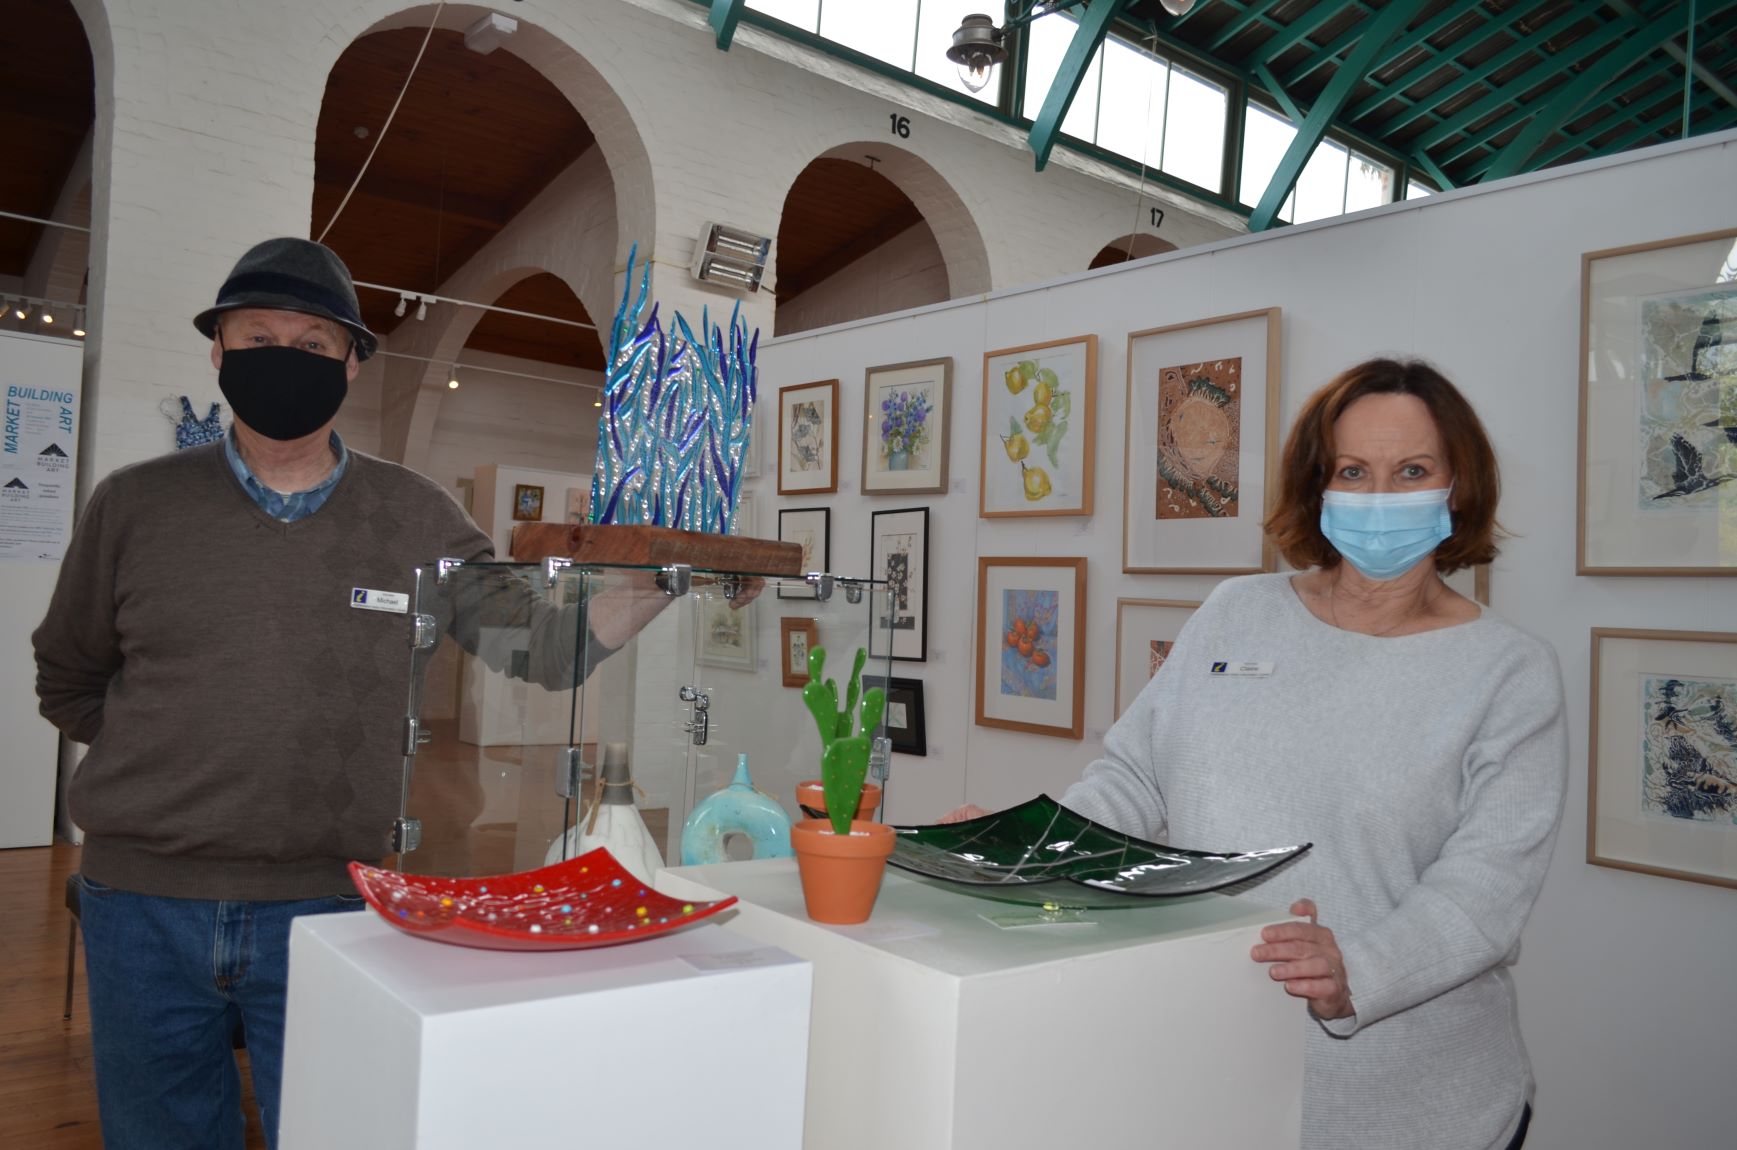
left=863, top=675, right=926, bottom=755
left=697, top=593, right=756, bottom=671
left=1579, top=229, right=1737, bottom=575
left=975, top=556, right=1087, bottom=740
left=778, top=379, right=838, bottom=495
left=869, top=507, right=928, bottom=661
left=1124, top=308, right=1281, bottom=573
left=980, top=335, right=1097, bottom=517
left=780, top=617, right=819, bottom=688
left=1113, top=598, right=1200, bottom=718
left=862, top=358, right=951, bottom=495
left=512, top=483, right=545, bottom=522
left=777, top=507, right=830, bottom=599
left=1589, top=628, right=1737, bottom=890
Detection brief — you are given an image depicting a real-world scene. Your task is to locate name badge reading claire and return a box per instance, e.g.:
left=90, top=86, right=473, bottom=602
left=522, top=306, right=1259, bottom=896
left=1209, top=660, right=1274, bottom=677
left=351, top=588, right=409, bottom=615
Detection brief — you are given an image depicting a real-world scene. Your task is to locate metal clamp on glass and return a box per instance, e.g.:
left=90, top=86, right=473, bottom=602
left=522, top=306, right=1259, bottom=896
left=841, top=579, right=864, bottom=605
left=805, top=572, right=834, bottom=602
left=656, top=563, right=692, bottom=597
left=391, top=817, right=422, bottom=854
left=402, top=717, right=434, bottom=755
left=680, top=684, right=711, bottom=746
left=409, top=613, right=438, bottom=651
left=870, top=735, right=892, bottom=784
left=718, top=573, right=743, bottom=600
left=544, top=556, right=573, bottom=587
left=556, top=746, right=589, bottom=799
left=434, top=557, right=466, bottom=585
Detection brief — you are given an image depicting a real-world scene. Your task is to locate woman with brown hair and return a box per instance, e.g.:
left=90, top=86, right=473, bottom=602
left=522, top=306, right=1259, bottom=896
left=952, top=358, right=1567, bottom=1150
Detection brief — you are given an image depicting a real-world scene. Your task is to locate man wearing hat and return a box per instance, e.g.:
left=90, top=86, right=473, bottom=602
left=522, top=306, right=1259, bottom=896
left=33, top=238, right=666, bottom=1148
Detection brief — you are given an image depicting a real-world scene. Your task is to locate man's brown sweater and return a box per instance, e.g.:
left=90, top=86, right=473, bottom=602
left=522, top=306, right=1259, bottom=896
left=32, top=443, right=554, bottom=900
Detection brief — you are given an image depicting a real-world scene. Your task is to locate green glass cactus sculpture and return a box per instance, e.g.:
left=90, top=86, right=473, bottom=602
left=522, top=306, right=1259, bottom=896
left=801, top=645, right=886, bottom=835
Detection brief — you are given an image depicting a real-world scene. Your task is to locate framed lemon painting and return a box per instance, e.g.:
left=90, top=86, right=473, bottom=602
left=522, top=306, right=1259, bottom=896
left=980, top=335, right=1097, bottom=517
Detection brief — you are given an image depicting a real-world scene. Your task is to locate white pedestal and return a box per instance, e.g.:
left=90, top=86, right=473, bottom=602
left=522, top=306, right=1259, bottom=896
left=659, top=859, right=1304, bottom=1150
left=280, top=912, right=812, bottom=1150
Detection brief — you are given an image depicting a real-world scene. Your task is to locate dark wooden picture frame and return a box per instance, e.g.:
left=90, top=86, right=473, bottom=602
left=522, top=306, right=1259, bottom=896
left=863, top=674, right=926, bottom=756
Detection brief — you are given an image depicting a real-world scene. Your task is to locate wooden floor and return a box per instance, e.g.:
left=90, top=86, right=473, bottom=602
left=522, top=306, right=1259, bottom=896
left=0, top=843, right=267, bottom=1149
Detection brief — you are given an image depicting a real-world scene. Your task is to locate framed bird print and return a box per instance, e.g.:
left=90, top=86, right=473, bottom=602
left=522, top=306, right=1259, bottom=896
left=1579, top=229, right=1737, bottom=575
left=1588, top=628, right=1737, bottom=889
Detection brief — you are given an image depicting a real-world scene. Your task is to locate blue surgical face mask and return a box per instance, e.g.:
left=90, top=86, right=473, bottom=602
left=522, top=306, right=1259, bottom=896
left=1319, top=487, right=1453, bottom=581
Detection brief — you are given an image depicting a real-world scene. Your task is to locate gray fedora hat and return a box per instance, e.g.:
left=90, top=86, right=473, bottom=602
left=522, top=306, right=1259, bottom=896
left=193, top=237, right=378, bottom=360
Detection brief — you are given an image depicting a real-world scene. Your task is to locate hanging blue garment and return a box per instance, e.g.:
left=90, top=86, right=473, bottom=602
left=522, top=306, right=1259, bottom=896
left=175, top=397, right=225, bottom=450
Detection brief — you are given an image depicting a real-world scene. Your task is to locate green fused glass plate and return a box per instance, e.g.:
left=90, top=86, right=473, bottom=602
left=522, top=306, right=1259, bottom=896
left=889, top=795, right=1311, bottom=909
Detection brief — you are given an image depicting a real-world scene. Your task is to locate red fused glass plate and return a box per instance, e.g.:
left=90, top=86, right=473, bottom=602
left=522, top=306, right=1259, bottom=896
left=348, top=848, right=737, bottom=952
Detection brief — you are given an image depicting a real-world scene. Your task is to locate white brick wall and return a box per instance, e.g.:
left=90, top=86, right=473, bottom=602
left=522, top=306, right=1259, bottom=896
left=69, top=0, right=1238, bottom=489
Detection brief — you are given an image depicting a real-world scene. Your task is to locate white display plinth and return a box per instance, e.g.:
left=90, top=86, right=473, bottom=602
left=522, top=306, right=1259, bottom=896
left=280, top=911, right=812, bottom=1150
left=659, top=859, right=1303, bottom=1150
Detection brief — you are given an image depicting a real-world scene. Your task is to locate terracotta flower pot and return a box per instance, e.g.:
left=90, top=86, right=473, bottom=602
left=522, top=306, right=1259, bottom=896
left=795, top=779, right=882, bottom=822
left=790, top=819, right=895, bottom=925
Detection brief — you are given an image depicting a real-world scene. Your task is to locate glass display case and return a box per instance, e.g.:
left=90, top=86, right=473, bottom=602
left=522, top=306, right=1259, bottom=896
left=391, top=558, right=892, bottom=877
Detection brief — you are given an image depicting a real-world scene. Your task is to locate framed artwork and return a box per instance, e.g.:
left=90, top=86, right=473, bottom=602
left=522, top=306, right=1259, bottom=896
left=697, top=593, right=756, bottom=671
left=777, top=507, right=830, bottom=599
left=744, top=406, right=762, bottom=478
left=1589, top=628, right=1737, bottom=889
left=780, top=617, right=819, bottom=688
left=1113, top=598, right=1201, bottom=718
left=1441, top=564, right=1491, bottom=606
left=862, top=357, right=951, bottom=495
left=980, top=335, right=1097, bottom=517
left=869, top=507, right=929, bottom=661
left=565, top=486, right=588, bottom=525
left=1579, top=229, right=1737, bottom=574
left=512, top=483, right=545, bottom=522
left=1123, top=308, right=1281, bottom=573
left=975, top=556, right=1087, bottom=740
left=863, top=675, right=927, bottom=755
left=778, top=379, right=838, bottom=495
left=734, top=491, right=758, bottom=538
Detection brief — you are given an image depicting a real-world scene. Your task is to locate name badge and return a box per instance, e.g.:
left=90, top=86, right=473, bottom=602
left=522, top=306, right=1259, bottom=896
left=351, top=588, right=409, bottom=615
left=1209, top=660, right=1273, bottom=677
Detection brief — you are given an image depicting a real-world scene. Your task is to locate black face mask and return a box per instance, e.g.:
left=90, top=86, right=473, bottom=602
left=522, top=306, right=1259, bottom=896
left=217, top=345, right=349, bottom=441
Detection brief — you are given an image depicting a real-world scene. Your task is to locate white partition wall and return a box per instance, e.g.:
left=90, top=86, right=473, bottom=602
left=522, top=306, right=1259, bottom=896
left=744, top=133, right=1737, bottom=1150
left=0, top=331, right=84, bottom=848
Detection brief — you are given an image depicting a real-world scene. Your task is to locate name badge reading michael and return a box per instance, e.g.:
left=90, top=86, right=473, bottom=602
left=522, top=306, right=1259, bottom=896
left=1209, top=660, right=1273, bottom=677
left=351, top=588, right=409, bottom=615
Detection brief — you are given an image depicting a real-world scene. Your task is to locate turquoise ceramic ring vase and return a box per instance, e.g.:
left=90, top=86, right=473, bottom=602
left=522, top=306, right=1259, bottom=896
left=681, top=754, right=794, bottom=864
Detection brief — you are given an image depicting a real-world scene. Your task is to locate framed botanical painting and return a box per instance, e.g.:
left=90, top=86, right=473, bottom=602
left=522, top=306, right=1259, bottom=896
left=1113, top=598, right=1200, bottom=718
left=980, top=335, right=1097, bottom=517
left=778, top=379, right=838, bottom=495
left=564, top=486, right=588, bottom=525
left=1589, top=628, right=1737, bottom=889
left=780, top=617, right=819, bottom=688
left=697, top=593, right=756, bottom=671
left=863, top=675, right=926, bottom=755
left=1124, top=308, right=1281, bottom=573
left=975, top=556, right=1087, bottom=740
left=777, top=507, right=830, bottom=599
left=1579, top=229, right=1737, bottom=574
left=512, top=483, right=545, bottom=522
left=869, top=507, right=928, bottom=661
left=862, top=358, right=951, bottom=495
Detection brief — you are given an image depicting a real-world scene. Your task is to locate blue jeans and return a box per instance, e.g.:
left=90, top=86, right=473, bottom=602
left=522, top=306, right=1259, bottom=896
left=76, top=874, right=363, bottom=1150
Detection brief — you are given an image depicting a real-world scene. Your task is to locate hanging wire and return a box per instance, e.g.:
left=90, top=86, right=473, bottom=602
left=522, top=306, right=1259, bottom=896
left=316, top=2, right=446, bottom=243
left=1123, top=27, right=1163, bottom=262
left=1682, top=0, right=1697, bottom=139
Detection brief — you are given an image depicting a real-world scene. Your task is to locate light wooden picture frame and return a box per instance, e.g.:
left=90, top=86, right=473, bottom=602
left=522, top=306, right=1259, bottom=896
left=1113, top=598, right=1201, bottom=718
left=975, top=556, right=1087, bottom=740
left=1589, top=627, right=1737, bottom=890
left=778, top=379, right=839, bottom=496
left=777, top=507, right=830, bottom=599
left=862, top=357, right=951, bottom=495
left=1578, top=229, right=1737, bottom=575
left=1123, top=308, right=1281, bottom=573
left=980, top=335, right=1097, bottom=517
left=780, top=617, right=819, bottom=688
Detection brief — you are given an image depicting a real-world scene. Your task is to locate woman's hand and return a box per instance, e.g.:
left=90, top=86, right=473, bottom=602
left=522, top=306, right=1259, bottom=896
left=1251, top=899, right=1354, bottom=1021
left=937, top=804, right=990, bottom=824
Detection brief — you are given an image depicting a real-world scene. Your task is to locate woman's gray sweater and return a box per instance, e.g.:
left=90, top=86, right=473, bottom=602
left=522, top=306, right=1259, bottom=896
left=1064, top=573, right=1567, bottom=1150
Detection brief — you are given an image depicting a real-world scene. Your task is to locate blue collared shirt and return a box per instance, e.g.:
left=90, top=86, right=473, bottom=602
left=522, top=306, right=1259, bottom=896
left=224, top=430, right=349, bottom=522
